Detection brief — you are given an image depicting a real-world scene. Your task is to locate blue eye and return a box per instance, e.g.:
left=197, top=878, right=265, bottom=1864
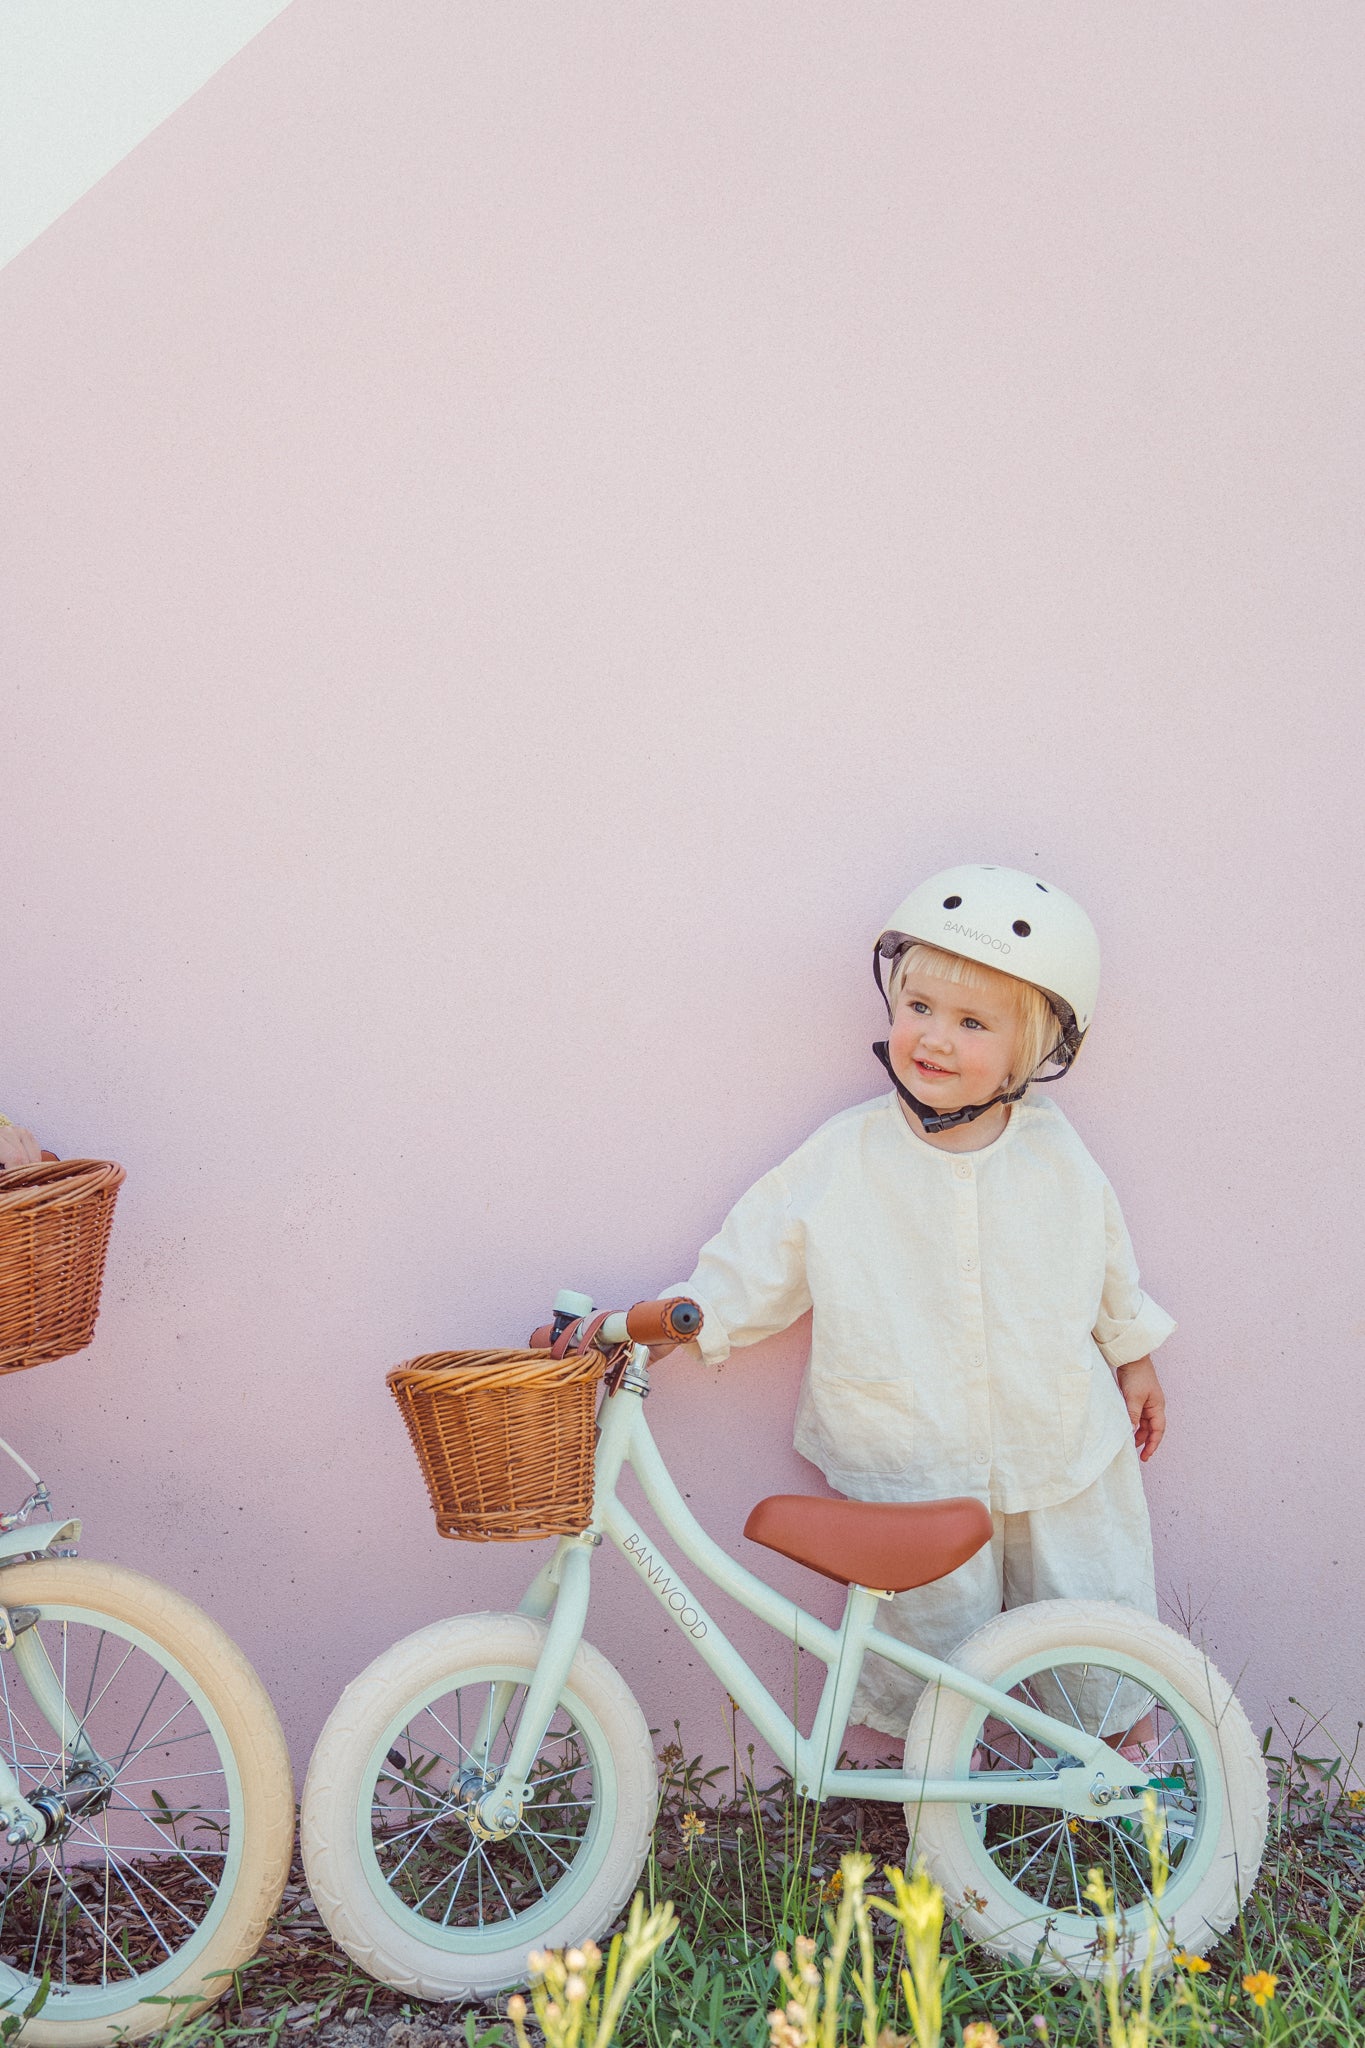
left=962, top=1018, right=984, bottom=1030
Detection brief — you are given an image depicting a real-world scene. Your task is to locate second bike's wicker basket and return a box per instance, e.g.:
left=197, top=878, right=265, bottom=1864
left=388, top=1346, right=607, bottom=1541
left=0, top=1159, right=126, bottom=1374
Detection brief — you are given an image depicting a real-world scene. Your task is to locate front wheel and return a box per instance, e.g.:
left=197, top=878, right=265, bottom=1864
left=300, top=1612, right=657, bottom=1999
left=903, top=1600, right=1268, bottom=1976
left=0, top=1558, right=294, bottom=2046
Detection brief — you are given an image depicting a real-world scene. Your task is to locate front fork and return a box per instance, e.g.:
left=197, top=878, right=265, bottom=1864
left=460, top=1540, right=595, bottom=1836
left=460, top=1359, right=645, bottom=1837
left=0, top=1606, right=109, bottom=1848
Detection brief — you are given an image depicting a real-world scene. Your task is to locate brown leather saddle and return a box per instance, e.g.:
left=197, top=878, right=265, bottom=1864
left=744, top=1493, right=992, bottom=1592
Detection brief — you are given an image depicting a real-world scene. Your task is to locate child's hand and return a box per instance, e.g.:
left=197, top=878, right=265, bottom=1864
left=0, top=1125, right=43, bottom=1170
left=1115, top=1355, right=1166, bottom=1461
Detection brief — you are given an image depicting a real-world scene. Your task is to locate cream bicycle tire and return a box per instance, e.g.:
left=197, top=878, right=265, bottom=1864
left=0, top=1558, right=293, bottom=2046
left=903, top=1599, right=1268, bottom=1975
left=301, top=1612, right=657, bottom=1999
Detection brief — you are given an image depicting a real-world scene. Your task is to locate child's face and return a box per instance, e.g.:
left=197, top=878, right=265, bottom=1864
left=887, top=968, right=1022, bottom=1113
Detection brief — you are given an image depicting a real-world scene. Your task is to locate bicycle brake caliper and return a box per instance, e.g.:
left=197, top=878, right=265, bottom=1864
left=0, top=1607, right=38, bottom=1653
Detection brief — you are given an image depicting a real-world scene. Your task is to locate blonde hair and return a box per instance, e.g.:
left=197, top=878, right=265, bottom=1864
left=886, top=942, right=1060, bottom=1090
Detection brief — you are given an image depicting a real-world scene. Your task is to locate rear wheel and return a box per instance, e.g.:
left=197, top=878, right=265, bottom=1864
left=903, top=1600, right=1268, bottom=1975
left=301, top=1613, right=657, bottom=1998
left=0, top=1559, right=293, bottom=2045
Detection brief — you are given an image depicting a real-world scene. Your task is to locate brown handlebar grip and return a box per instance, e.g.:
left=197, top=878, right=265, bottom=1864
left=624, top=1297, right=704, bottom=1345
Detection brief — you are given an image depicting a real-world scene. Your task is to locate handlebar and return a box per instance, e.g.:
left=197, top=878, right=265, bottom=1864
left=529, top=1295, right=703, bottom=1354
left=604, top=1298, right=703, bottom=1347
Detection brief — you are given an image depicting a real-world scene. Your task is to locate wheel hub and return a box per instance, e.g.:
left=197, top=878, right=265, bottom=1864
left=457, top=1765, right=521, bottom=1839
left=30, top=1762, right=117, bottom=1844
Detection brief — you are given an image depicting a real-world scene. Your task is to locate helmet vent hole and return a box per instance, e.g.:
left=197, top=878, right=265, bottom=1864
left=1012, top=919, right=1031, bottom=937
left=943, top=895, right=962, bottom=909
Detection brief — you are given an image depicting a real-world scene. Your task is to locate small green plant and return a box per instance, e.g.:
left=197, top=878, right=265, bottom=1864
left=871, top=1862, right=949, bottom=2048
left=0, top=1973, right=47, bottom=2043
left=163, top=1713, right=1361, bottom=2047
left=1082, top=1789, right=1168, bottom=2048
left=507, top=1893, right=678, bottom=2048
left=767, top=1850, right=876, bottom=2048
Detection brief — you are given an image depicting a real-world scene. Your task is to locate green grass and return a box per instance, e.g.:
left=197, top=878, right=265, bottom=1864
left=619, top=1713, right=1365, bottom=2048
left=170, top=1709, right=1363, bottom=2047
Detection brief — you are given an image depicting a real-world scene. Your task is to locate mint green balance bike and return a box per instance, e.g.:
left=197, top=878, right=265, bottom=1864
left=0, top=1158, right=293, bottom=2044
left=0, top=1434, right=294, bottom=2046
left=301, top=1295, right=1267, bottom=1998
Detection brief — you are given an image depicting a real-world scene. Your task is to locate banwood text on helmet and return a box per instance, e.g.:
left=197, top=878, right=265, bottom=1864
left=872, top=864, right=1101, bottom=1134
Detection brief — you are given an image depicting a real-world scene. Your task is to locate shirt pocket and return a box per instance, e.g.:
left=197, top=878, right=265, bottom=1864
left=1056, top=1367, right=1095, bottom=1466
left=813, top=1372, right=915, bottom=1476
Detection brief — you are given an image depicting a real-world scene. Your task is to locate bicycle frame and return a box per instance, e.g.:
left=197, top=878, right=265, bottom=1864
left=470, top=1355, right=1154, bottom=1836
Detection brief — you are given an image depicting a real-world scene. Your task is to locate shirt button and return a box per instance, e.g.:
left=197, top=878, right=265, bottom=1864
left=953, top=1160, right=973, bottom=1180
left=973, top=1450, right=989, bottom=1465
left=961, top=1255, right=977, bottom=1273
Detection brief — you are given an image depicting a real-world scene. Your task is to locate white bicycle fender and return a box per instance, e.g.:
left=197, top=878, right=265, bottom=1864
left=0, top=1518, right=81, bottom=1564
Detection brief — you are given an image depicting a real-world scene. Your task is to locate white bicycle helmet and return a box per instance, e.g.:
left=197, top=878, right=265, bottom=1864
left=872, top=863, right=1101, bottom=1133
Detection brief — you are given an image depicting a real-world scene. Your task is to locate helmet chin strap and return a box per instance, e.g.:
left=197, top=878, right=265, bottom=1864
left=872, top=1041, right=1028, bottom=1135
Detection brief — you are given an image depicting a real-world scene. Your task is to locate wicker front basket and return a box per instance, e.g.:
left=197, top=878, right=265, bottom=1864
left=388, top=1347, right=607, bottom=1541
left=0, top=1159, right=126, bottom=1374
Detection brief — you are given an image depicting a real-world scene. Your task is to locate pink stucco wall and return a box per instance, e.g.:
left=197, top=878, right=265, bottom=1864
left=2, top=3, right=1361, bottom=1783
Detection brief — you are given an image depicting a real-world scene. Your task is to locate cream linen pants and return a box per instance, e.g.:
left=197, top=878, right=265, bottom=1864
left=849, top=1444, right=1158, bottom=1739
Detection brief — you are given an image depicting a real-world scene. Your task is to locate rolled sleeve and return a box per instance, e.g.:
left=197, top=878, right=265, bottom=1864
left=1094, top=1291, right=1177, bottom=1368
left=663, top=1167, right=810, bottom=1368
left=1093, top=1180, right=1177, bottom=1368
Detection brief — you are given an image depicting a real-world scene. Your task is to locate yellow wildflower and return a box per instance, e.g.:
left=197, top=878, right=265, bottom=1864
left=1346, top=1787, right=1365, bottom=1811
left=681, top=1808, right=706, bottom=1842
left=1243, top=1970, right=1278, bottom=2007
left=821, top=1867, right=844, bottom=1902
left=1173, top=1951, right=1211, bottom=1973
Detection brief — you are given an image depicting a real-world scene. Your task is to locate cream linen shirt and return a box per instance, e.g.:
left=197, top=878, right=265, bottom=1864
left=671, top=1092, right=1175, bottom=1515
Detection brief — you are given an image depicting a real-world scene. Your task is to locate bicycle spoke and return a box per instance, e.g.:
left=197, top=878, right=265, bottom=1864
left=26, top=1850, right=60, bottom=1980
left=1049, top=1667, right=1087, bottom=1733
left=1094, top=1670, right=1125, bottom=1739
left=471, top=1840, right=517, bottom=1922
left=371, top=1668, right=599, bottom=1934
left=512, top=1824, right=573, bottom=1874
left=1000, top=1818, right=1067, bottom=1887
left=105, top=1788, right=226, bottom=1861
left=87, top=1846, right=182, bottom=1959
left=382, top=1803, right=459, bottom=1884
left=513, top=1834, right=551, bottom=1901
left=987, top=1815, right=1072, bottom=1850
left=1109, top=1822, right=1155, bottom=1896
left=0, top=1601, right=247, bottom=1998
left=971, top=1655, right=1204, bottom=1922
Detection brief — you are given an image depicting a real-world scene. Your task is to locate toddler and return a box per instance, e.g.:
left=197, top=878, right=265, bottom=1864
left=668, top=863, right=1171, bottom=1739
